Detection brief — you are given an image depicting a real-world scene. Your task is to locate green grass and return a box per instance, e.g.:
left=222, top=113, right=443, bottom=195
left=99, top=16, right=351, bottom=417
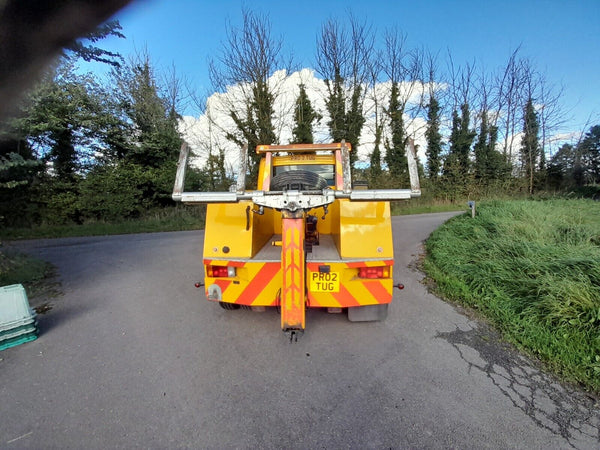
left=0, top=247, right=51, bottom=287
left=0, top=246, right=60, bottom=304
left=424, top=199, right=600, bottom=392
left=1, top=206, right=206, bottom=240
left=391, top=198, right=468, bottom=215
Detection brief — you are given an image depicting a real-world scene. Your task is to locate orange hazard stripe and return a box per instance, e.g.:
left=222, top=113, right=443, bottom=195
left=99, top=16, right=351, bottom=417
left=335, top=150, right=344, bottom=189
left=234, top=262, right=280, bottom=304
left=261, top=152, right=272, bottom=190
left=281, top=217, right=305, bottom=330
left=332, top=283, right=361, bottom=307
left=306, top=260, right=393, bottom=307
left=210, top=279, right=232, bottom=296
left=363, top=280, right=392, bottom=303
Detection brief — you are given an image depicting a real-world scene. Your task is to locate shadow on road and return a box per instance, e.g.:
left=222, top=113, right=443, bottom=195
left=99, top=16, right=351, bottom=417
left=36, top=302, right=95, bottom=335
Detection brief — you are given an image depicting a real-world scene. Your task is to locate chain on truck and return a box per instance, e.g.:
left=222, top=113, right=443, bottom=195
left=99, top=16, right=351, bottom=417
left=173, top=140, right=421, bottom=341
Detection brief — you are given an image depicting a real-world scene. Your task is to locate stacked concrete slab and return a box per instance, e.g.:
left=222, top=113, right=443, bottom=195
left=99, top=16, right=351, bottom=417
left=0, top=284, right=38, bottom=351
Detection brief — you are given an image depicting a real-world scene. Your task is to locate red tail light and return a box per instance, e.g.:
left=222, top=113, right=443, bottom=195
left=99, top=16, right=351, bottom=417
left=358, top=266, right=390, bottom=279
left=207, top=265, right=236, bottom=277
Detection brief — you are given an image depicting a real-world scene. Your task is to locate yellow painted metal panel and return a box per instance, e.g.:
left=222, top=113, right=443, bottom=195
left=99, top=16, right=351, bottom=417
left=204, top=202, right=276, bottom=259
left=328, top=198, right=341, bottom=248
left=272, top=154, right=336, bottom=166
left=339, top=201, right=393, bottom=259
left=204, top=202, right=254, bottom=258
left=257, top=158, right=266, bottom=189
left=257, top=152, right=272, bottom=190
left=251, top=206, right=275, bottom=256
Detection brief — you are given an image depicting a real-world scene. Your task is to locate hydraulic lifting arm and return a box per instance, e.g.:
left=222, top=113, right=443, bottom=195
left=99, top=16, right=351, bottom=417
left=280, top=210, right=306, bottom=341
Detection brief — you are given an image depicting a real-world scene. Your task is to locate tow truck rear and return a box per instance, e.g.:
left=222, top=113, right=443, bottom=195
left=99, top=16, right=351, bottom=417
left=173, top=141, right=420, bottom=340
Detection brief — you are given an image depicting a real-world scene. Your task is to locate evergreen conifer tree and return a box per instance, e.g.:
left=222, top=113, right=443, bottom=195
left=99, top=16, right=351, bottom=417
left=291, top=84, right=320, bottom=144
left=520, top=98, right=540, bottom=194
left=384, top=82, right=407, bottom=181
left=425, top=94, right=442, bottom=179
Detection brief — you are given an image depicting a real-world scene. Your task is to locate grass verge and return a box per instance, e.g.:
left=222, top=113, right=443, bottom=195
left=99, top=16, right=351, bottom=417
left=424, top=199, right=600, bottom=392
left=391, top=198, right=468, bottom=215
left=0, top=246, right=61, bottom=314
left=0, top=246, right=55, bottom=304
left=1, top=206, right=206, bottom=240
left=0, top=248, right=50, bottom=286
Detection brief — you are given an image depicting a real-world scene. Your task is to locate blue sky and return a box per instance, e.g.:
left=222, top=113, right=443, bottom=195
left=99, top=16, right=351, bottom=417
left=100, top=0, right=599, bottom=134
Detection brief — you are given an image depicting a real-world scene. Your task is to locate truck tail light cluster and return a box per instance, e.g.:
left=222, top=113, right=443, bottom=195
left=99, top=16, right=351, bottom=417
left=358, top=266, right=390, bottom=279
left=207, top=265, right=236, bottom=278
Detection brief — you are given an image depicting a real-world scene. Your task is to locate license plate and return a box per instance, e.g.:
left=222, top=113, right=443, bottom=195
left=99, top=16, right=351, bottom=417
left=309, top=271, right=340, bottom=292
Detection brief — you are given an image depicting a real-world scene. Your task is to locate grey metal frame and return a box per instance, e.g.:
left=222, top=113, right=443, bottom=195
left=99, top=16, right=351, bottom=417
left=172, top=141, right=421, bottom=209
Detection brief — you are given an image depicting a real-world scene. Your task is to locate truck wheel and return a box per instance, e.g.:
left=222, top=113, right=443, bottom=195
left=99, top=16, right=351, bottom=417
left=270, top=170, right=329, bottom=191
left=219, top=301, right=241, bottom=310
left=347, top=304, right=388, bottom=322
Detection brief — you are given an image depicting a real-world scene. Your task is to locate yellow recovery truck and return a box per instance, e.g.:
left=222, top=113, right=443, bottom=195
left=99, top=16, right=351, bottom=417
left=173, top=141, right=420, bottom=340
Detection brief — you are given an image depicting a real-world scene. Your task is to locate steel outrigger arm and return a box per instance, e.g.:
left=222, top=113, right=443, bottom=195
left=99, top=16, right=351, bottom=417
left=172, top=141, right=421, bottom=206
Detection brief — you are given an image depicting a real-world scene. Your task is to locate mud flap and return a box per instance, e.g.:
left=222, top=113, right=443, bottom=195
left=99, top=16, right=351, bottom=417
left=347, top=304, right=388, bottom=322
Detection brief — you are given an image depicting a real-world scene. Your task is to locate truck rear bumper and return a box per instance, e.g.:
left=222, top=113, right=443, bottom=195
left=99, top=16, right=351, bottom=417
left=204, top=235, right=393, bottom=308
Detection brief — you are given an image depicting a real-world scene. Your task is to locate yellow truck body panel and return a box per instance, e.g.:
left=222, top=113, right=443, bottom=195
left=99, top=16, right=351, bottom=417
left=203, top=146, right=395, bottom=312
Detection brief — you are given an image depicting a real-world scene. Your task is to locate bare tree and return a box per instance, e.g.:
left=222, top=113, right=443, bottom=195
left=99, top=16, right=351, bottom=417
left=424, top=51, right=444, bottom=180
left=365, top=48, right=385, bottom=182
left=381, top=28, right=426, bottom=181
left=209, top=9, right=290, bottom=183
left=441, top=54, right=477, bottom=193
left=316, top=18, right=349, bottom=142
left=536, top=73, right=567, bottom=163
left=315, top=14, right=374, bottom=171
left=446, top=52, right=476, bottom=112
left=494, top=47, right=529, bottom=165
left=472, top=66, right=509, bottom=185
left=162, top=62, right=187, bottom=121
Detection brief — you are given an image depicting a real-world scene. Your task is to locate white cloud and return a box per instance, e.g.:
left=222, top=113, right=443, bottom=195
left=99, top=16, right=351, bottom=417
left=179, top=68, right=437, bottom=173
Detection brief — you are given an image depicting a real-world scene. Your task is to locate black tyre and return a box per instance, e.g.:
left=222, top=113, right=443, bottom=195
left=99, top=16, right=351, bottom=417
left=219, top=301, right=241, bottom=310
left=270, top=170, right=329, bottom=191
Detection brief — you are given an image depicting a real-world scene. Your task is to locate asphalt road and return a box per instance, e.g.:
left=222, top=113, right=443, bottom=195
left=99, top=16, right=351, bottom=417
left=2, top=212, right=599, bottom=449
